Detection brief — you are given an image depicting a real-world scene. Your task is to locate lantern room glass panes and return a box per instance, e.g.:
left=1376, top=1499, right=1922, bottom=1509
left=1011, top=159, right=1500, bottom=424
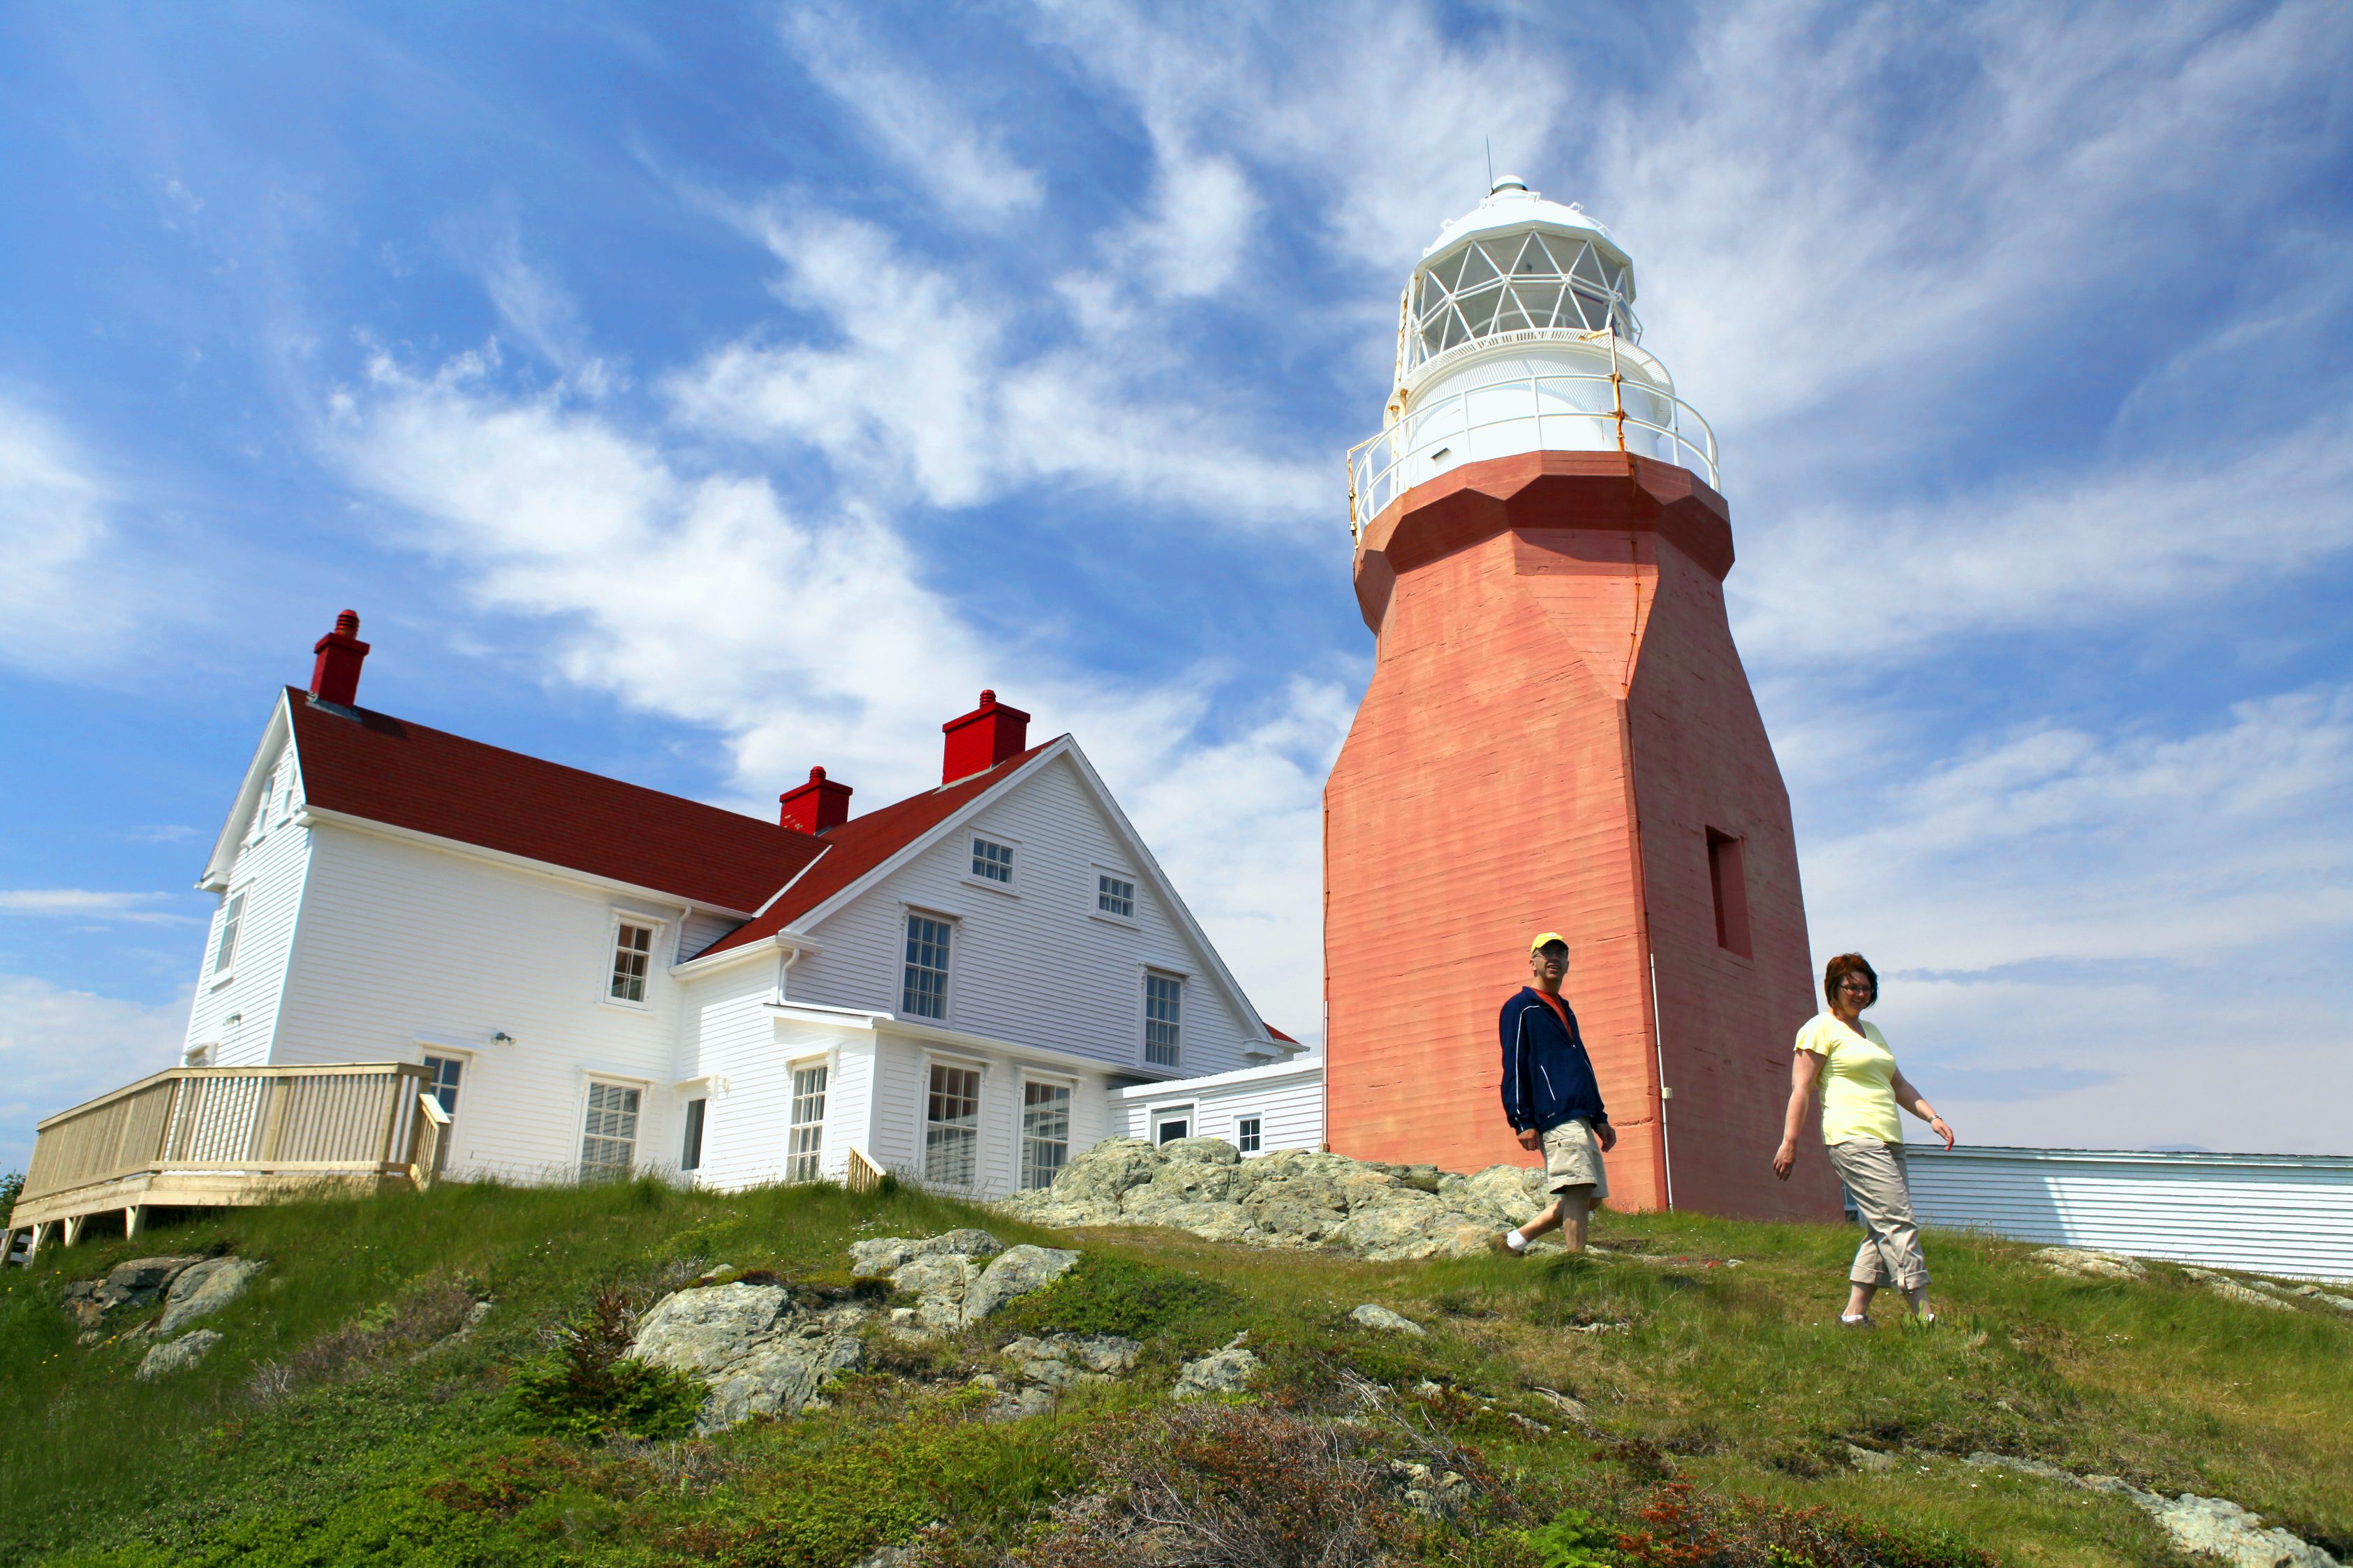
left=1408, top=230, right=1637, bottom=373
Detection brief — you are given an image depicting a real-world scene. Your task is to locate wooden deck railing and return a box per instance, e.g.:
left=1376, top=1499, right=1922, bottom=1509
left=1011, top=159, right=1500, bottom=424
left=10, top=1063, right=446, bottom=1236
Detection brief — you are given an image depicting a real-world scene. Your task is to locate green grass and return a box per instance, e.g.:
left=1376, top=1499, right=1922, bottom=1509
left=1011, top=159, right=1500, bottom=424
left=2, top=1181, right=2345, bottom=1567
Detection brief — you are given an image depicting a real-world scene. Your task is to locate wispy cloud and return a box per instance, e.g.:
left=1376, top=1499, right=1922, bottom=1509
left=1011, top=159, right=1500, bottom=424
left=781, top=3, right=1045, bottom=227
left=0, top=977, right=192, bottom=1171
left=0, top=397, right=145, bottom=674
left=0, top=890, right=199, bottom=924
left=663, top=209, right=1327, bottom=527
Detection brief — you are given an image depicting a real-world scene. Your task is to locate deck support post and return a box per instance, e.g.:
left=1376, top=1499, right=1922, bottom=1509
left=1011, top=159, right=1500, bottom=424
left=125, top=1204, right=147, bottom=1237
left=61, top=1213, right=86, bottom=1248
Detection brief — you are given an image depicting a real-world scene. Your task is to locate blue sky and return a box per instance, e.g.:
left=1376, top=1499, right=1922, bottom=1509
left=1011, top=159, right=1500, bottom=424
left=3, top=1, right=2349, bottom=1172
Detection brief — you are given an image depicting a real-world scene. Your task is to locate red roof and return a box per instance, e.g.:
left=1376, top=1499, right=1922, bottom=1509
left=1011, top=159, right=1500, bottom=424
left=1266, top=1024, right=1298, bottom=1045
left=286, top=689, right=826, bottom=914
left=696, top=741, right=1054, bottom=958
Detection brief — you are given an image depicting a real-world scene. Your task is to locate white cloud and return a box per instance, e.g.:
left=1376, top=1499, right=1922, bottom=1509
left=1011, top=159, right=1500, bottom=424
left=0, top=890, right=196, bottom=924
left=0, top=977, right=191, bottom=1174
left=1731, top=405, right=2353, bottom=663
left=323, top=351, right=1348, bottom=1036
left=781, top=3, right=1045, bottom=226
left=664, top=209, right=1327, bottom=526
left=1804, top=685, right=2353, bottom=1151
left=0, top=398, right=143, bottom=674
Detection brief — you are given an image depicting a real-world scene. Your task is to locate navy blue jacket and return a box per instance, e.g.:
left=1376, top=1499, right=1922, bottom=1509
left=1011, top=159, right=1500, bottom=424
left=1498, top=988, right=1609, bottom=1135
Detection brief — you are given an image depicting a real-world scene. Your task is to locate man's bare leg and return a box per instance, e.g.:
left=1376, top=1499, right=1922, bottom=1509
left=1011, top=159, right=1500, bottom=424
left=1505, top=1187, right=1593, bottom=1253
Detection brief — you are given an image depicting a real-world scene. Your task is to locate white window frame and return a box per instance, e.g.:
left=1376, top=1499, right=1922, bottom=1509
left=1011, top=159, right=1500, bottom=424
left=1017, top=1070, right=1075, bottom=1192
left=786, top=1056, right=829, bottom=1184
left=209, top=885, right=250, bottom=988
left=900, top=908, right=956, bottom=1023
left=1234, top=1112, right=1263, bottom=1155
left=601, top=909, right=667, bottom=1010
left=1091, top=866, right=1138, bottom=926
left=579, top=1077, right=645, bottom=1179
left=678, top=1095, right=709, bottom=1175
left=920, top=1051, right=987, bottom=1191
left=1143, top=968, right=1185, bottom=1069
left=964, top=831, right=1021, bottom=895
left=1148, top=1102, right=1196, bottom=1146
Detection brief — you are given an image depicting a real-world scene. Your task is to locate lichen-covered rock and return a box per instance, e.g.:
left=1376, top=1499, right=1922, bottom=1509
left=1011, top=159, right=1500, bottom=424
left=136, top=1329, right=222, bottom=1379
left=2183, top=1269, right=2295, bottom=1311
left=1156, top=1136, right=1241, bottom=1167
left=1349, top=1303, right=1426, bottom=1336
left=1047, top=1139, right=1163, bottom=1206
left=964, top=1244, right=1080, bottom=1324
left=1173, top=1336, right=1261, bottom=1400
left=848, top=1229, right=1003, bottom=1278
left=1439, top=1165, right=1551, bottom=1227
left=157, top=1257, right=265, bottom=1335
left=630, top=1281, right=864, bottom=1431
left=1002, top=1332, right=1141, bottom=1389
left=2031, top=1247, right=2146, bottom=1281
left=630, top=1282, right=792, bottom=1373
left=700, top=1318, right=867, bottom=1429
left=2152, top=1493, right=2340, bottom=1568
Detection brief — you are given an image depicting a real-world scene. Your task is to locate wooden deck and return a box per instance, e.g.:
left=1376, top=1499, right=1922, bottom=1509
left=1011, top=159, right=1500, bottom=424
left=4, top=1063, right=450, bottom=1259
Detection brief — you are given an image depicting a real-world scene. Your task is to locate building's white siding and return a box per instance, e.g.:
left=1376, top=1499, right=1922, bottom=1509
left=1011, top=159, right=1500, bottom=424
left=786, top=753, right=1262, bottom=1080
left=269, top=822, right=698, bottom=1182
left=1907, top=1146, right=2353, bottom=1282
left=185, top=741, right=312, bottom=1068
left=864, top=1030, right=1119, bottom=1201
left=1119, top=1059, right=1325, bottom=1155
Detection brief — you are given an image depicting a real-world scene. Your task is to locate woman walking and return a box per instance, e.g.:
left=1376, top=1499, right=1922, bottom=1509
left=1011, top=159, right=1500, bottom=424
left=1773, top=953, right=1954, bottom=1326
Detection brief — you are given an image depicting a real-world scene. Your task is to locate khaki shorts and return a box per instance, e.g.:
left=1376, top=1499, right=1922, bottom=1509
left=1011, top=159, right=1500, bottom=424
left=1542, top=1118, right=1609, bottom=1202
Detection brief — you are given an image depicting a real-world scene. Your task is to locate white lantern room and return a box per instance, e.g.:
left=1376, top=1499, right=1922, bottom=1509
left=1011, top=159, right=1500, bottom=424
left=1349, top=178, right=1719, bottom=535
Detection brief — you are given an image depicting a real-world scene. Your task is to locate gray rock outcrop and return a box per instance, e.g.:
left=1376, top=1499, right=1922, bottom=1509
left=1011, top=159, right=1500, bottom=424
left=999, top=1139, right=1551, bottom=1260
left=62, top=1255, right=209, bottom=1336
left=136, top=1329, right=222, bottom=1379
left=853, top=1231, right=1075, bottom=1329
left=1001, top=1332, right=1141, bottom=1389
left=628, top=1280, right=866, bottom=1432
left=2031, top=1247, right=2146, bottom=1281
left=1173, top=1336, right=1261, bottom=1399
left=1349, top=1303, right=1426, bottom=1336
left=1965, top=1454, right=2340, bottom=1568
left=158, top=1257, right=265, bottom=1335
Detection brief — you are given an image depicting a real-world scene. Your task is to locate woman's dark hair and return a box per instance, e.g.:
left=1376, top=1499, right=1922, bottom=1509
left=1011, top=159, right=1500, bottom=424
left=1824, top=952, right=1878, bottom=1007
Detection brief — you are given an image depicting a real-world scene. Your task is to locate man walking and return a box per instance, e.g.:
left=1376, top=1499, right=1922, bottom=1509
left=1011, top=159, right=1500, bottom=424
left=1495, top=933, right=1616, bottom=1255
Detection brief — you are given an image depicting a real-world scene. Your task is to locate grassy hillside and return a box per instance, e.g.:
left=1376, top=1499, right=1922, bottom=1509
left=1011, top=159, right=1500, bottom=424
left=1, top=1178, right=2345, bottom=1567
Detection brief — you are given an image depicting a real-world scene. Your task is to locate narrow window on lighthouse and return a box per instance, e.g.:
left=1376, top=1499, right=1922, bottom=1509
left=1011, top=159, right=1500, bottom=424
left=1706, top=829, right=1752, bottom=958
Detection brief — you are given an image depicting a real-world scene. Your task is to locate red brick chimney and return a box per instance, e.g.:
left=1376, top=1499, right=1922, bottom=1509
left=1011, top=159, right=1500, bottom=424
left=941, top=690, right=1029, bottom=783
left=779, top=766, right=853, bottom=834
left=309, top=610, right=371, bottom=707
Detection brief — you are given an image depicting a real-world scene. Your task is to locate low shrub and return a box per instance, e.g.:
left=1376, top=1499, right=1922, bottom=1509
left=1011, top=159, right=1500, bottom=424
left=1521, top=1508, right=1619, bottom=1567
left=508, top=1285, right=703, bottom=1441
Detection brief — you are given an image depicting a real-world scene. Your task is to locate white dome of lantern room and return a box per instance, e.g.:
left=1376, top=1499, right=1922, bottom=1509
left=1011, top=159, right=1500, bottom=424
left=1348, top=178, right=1719, bottom=539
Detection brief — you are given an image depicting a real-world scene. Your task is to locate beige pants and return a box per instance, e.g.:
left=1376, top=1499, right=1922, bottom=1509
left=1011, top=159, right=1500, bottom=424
left=1542, top=1118, right=1609, bottom=1201
left=1825, top=1138, right=1928, bottom=1291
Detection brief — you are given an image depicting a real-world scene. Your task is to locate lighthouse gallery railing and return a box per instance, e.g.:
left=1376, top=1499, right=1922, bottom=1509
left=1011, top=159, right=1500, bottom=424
left=1347, top=366, right=1720, bottom=540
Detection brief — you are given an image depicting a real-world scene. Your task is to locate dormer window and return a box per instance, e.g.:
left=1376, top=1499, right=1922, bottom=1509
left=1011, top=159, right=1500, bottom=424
left=610, top=922, right=656, bottom=1003
left=971, top=836, right=1014, bottom=885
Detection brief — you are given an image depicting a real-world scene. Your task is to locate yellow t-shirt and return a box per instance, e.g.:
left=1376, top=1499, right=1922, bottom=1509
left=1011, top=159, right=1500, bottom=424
left=1794, top=1012, right=1902, bottom=1145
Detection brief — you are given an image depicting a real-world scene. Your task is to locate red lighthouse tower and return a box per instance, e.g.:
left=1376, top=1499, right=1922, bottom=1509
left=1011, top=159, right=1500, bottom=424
left=1323, top=179, right=1839, bottom=1220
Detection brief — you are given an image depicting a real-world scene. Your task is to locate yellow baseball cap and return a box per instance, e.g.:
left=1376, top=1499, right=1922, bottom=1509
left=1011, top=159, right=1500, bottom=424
left=1530, top=931, right=1569, bottom=953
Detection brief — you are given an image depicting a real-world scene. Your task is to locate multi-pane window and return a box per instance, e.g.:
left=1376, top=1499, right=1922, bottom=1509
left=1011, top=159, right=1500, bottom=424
left=1144, top=972, right=1183, bottom=1067
left=679, top=1098, right=707, bottom=1173
left=1097, top=873, right=1135, bottom=918
left=925, top=1063, right=980, bottom=1188
left=212, top=891, right=246, bottom=977
left=788, top=1065, right=828, bottom=1183
left=420, top=1055, right=463, bottom=1117
left=610, top=922, right=655, bottom=1003
left=580, top=1081, right=641, bottom=1177
left=903, top=915, right=951, bottom=1019
left=971, top=837, right=1014, bottom=884
left=1236, top=1115, right=1262, bottom=1154
left=1021, top=1080, right=1071, bottom=1190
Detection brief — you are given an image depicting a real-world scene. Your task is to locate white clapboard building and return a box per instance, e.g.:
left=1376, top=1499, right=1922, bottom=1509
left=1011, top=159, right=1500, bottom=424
left=170, top=612, right=1311, bottom=1201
